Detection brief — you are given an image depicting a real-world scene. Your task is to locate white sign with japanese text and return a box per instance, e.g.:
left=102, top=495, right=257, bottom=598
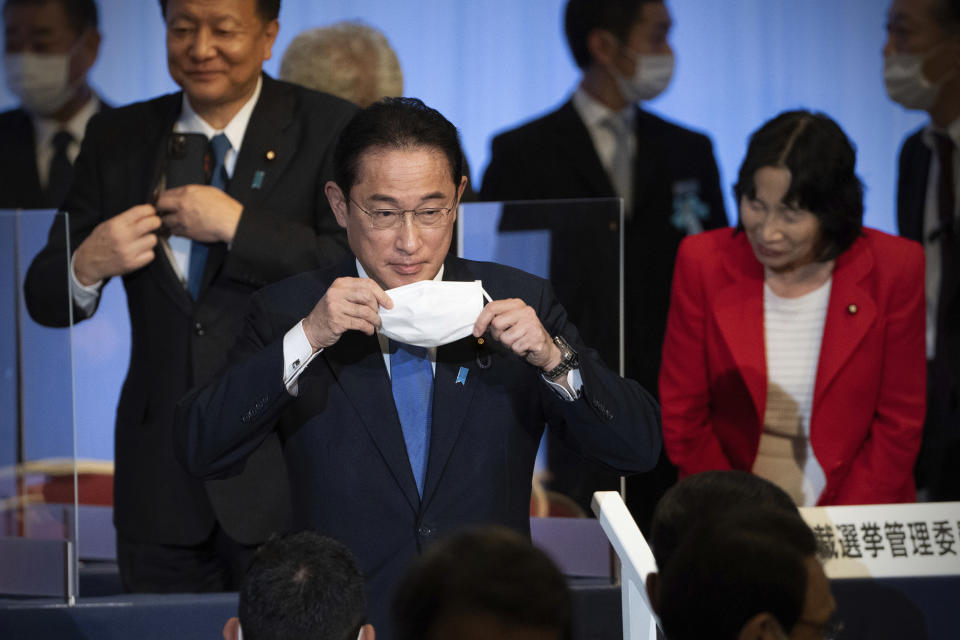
left=800, top=502, right=960, bottom=578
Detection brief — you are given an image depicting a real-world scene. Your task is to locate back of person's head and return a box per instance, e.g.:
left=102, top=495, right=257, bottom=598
left=650, top=470, right=799, bottom=574
left=392, top=527, right=572, bottom=640
left=333, top=97, right=463, bottom=194
left=279, top=21, right=403, bottom=108
left=3, top=0, right=99, bottom=32
left=658, top=508, right=820, bottom=640
left=733, top=109, right=863, bottom=262
left=564, top=0, right=661, bottom=69
left=236, top=531, right=368, bottom=640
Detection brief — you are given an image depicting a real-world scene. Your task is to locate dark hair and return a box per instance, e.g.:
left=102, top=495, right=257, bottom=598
left=650, top=470, right=799, bottom=574
left=934, top=0, right=960, bottom=28
left=158, top=0, right=280, bottom=22
left=333, top=97, right=464, bottom=194
left=564, top=0, right=661, bottom=69
left=733, top=110, right=864, bottom=262
left=3, top=0, right=98, bottom=32
left=392, top=527, right=572, bottom=640
left=238, top=531, right=366, bottom=640
left=658, top=508, right=817, bottom=640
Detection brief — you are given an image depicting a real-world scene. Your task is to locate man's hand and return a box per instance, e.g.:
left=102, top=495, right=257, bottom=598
left=302, top=277, right=394, bottom=351
left=473, top=298, right=562, bottom=372
left=73, top=204, right=162, bottom=285
left=156, top=185, right=243, bottom=243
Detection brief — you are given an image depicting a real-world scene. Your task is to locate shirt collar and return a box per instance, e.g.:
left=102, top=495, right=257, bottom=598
left=175, top=74, right=262, bottom=150
left=355, top=260, right=445, bottom=287
left=921, top=116, right=960, bottom=150
left=31, top=94, right=100, bottom=148
left=571, top=85, right=635, bottom=131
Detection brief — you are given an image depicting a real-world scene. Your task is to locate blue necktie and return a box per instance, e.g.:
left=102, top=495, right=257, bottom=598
left=390, top=339, right=433, bottom=497
left=187, top=132, right=230, bottom=298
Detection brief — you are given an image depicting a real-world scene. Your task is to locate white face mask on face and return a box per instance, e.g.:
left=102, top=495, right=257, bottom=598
left=4, top=35, right=86, bottom=117
left=613, top=50, right=675, bottom=103
left=379, top=279, right=492, bottom=348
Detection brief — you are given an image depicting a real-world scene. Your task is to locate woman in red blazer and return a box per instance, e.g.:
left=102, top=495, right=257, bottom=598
left=659, top=111, right=926, bottom=506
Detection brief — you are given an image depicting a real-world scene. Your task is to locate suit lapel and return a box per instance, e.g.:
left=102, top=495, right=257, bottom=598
left=421, top=258, right=484, bottom=508
left=632, top=108, right=667, bottom=219
left=899, top=134, right=930, bottom=242
left=813, top=239, right=876, bottom=408
left=199, top=75, right=299, bottom=296
left=554, top=101, right=615, bottom=196
left=714, top=238, right=766, bottom=423
left=142, top=94, right=195, bottom=316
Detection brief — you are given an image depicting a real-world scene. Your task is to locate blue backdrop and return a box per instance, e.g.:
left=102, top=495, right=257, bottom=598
left=1, top=0, right=928, bottom=460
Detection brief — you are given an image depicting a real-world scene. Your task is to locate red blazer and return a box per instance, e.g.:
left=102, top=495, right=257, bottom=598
left=659, top=228, right=926, bottom=505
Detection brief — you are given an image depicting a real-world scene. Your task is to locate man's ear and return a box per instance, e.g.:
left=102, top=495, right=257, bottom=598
left=326, top=181, right=349, bottom=228
left=737, top=612, right=788, bottom=640
left=359, top=623, right=376, bottom=640
left=222, top=617, right=240, bottom=640
left=586, top=28, right=619, bottom=68
left=645, top=571, right=661, bottom=617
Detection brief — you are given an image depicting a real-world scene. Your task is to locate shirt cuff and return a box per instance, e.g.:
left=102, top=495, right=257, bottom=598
left=70, top=252, right=103, bottom=316
left=283, top=319, right=321, bottom=396
left=542, top=368, right=583, bottom=401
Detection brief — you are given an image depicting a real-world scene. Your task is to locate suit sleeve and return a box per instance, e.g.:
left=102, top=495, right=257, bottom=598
left=480, top=134, right=525, bottom=202
left=537, top=280, right=662, bottom=474
left=833, top=243, right=926, bottom=504
left=174, top=290, right=296, bottom=480
left=659, top=237, right=734, bottom=474
left=23, top=112, right=111, bottom=327
left=219, top=101, right=355, bottom=288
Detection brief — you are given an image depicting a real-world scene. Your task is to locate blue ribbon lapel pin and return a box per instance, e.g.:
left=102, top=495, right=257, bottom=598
left=251, top=170, right=265, bottom=189
left=456, top=367, right=468, bottom=385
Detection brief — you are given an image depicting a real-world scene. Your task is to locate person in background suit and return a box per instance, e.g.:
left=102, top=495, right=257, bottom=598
left=480, top=0, right=727, bottom=530
left=222, top=531, right=374, bottom=640
left=23, top=0, right=356, bottom=593
left=0, top=0, right=104, bottom=209
left=660, top=110, right=925, bottom=506
left=176, top=97, right=661, bottom=636
left=884, top=0, right=960, bottom=500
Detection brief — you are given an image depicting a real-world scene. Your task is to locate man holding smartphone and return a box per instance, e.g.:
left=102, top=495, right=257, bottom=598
left=24, top=0, right=356, bottom=592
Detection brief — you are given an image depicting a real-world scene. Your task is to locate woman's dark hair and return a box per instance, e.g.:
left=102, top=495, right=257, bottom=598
left=734, top=110, right=863, bottom=261
left=333, top=97, right=464, bottom=194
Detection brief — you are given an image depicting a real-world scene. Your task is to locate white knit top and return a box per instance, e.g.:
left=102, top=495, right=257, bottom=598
left=752, top=277, right=832, bottom=506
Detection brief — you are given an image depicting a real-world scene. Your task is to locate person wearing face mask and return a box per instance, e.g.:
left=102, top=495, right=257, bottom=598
left=176, top=98, right=662, bottom=637
left=480, top=0, right=727, bottom=531
left=0, top=0, right=104, bottom=209
left=884, top=0, right=960, bottom=501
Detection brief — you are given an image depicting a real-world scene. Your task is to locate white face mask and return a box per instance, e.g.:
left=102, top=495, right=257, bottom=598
left=884, top=52, right=941, bottom=111
left=4, top=36, right=85, bottom=117
left=379, top=279, right=492, bottom=348
left=613, top=51, right=675, bottom=103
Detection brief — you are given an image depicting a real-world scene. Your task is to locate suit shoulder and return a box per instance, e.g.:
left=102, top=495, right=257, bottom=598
left=637, top=109, right=714, bottom=148
left=898, top=126, right=927, bottom=158
left=679, top=227, right=737, bottom=257
left=0, top=107, right=30, bottom=128
left=275, top=78, right=357, bottom=120
left=862, top=227, right=923, bottom=263
left=456, top=258, right=549, bottom=293
left=490, top=102, right=572, bottom=147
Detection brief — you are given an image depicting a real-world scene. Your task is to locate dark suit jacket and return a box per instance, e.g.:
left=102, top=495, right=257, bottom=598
left=0, top=102, right=108, bottom=209
left=480, top=100, right=728, bottom=394
left=175, top=254, right=662, bottom=633
left=23, top=74, right=357, bottom=546
left=897, top=127, right=960, bottom=496
left=659, top=228, right=926, bottom=504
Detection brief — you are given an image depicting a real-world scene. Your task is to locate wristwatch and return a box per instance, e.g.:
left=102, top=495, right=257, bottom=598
left=544, top=335, right=579, bottom=380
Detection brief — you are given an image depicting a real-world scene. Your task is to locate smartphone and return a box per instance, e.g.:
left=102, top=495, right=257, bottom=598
left=164, top=132, right=211, bottom=189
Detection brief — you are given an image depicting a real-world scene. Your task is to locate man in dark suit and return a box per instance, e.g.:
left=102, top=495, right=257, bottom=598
left=176, top=98, right=662, bottom=636
left=23, top=0, right=356, bottom=591
left=0, top=0, right=104, bottom=209
left=480, top=0, right=726, bottom=527
left=884, top=0, right=960, bottom=499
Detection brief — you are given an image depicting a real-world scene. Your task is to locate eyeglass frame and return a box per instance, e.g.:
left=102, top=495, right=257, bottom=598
left=347, top=194, right=460, bottom=230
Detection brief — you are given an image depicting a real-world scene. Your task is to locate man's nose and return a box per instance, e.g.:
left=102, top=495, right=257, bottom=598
left=189, top=26, right=216, bottom=60
left=394, top=213, right=422, bottom=252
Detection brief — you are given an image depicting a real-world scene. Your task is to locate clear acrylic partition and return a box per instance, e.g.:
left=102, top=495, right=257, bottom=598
left=458, top=199, right=625, bottom=517
left=0, top=209, right=78, bottom=601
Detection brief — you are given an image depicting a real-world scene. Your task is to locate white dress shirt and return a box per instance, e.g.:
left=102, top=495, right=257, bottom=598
left=570, top=86, right=636, bottom=196
left=31, top=95, right=100, bottom=188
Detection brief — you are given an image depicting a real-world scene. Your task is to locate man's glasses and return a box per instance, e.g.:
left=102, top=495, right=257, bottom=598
left=349, top=196, right=457, bottom=230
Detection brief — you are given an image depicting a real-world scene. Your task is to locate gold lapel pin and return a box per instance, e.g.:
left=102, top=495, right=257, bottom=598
left=847, top=304, right=858, bottom=315
left=265, top=150, right=276, bottom=161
